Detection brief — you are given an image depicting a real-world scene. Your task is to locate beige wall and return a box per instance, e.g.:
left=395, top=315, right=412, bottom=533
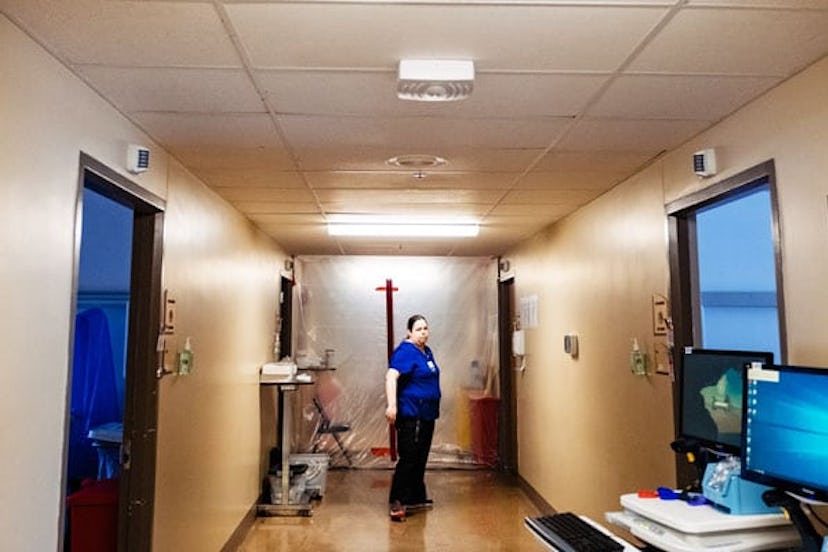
left=0, top=15, right=287, bottom=551
left=509, top=163, right=676, bottom=521
left=152, top=161, right=285, bottom=549
left=508, top=55, right=828, bottom=520
left=661, top=55, right=828, bottom=366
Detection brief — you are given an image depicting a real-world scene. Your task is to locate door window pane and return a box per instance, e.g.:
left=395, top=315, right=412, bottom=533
left=695, top=185, right=781, bottom=360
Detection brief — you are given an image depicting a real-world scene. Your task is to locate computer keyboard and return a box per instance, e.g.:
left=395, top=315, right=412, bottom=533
left=525, top=512, right=625, bottom=552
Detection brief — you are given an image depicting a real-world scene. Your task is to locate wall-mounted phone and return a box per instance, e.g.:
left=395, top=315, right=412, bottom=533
left=512, top=329, right=525, bottom=356
left=512, top=328, right=526, bottom=373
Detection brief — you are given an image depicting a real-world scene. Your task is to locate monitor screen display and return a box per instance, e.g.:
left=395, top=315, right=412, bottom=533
left=742, top=364, right=828, bottom=502
left=679, top=348, right=773, bottom=455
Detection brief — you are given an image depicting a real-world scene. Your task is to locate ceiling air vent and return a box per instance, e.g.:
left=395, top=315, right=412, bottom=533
left=396, top=59, right=474, bottom=102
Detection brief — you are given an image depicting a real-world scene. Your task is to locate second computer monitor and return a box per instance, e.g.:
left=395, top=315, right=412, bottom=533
left=678, top=348, right=773, bottom=455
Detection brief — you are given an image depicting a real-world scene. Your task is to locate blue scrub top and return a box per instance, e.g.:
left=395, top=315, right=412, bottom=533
left=389, top=340, right=441, bottom=420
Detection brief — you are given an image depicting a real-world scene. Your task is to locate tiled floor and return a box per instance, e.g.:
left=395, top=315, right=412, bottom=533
left=238, top=468, right=550, bottom=551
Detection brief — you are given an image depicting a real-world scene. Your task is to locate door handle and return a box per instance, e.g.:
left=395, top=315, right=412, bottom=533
left=121, top=438, right=131, bottom=470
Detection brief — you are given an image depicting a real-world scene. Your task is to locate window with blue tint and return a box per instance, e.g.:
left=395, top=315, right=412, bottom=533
left=695, top=185, right=781, bottom=360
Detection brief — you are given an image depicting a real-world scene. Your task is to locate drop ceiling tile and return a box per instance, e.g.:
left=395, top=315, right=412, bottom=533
left=439, top=149, right=545, bottom=172
left=191, top=169, right=306, bottom=189
left=533, top=151, right=655, bottom=173
left=295, top=146, right=543, bottom=172
left=517, top=171, right=623, bottom=191
left=257, top=70, right=607, bottom=118
left=305, top=171, right=517, bottom=190
left=228, top=3, right=667, bottom=71
left=232, top=202, right=321, bottom=215
left=212, top=188, right=316, bottom=202
left=469, top=73, right=608, bottom=118
left=248, top=213, right=326, bottom=226
left=558, top=119, right=710, bottom=152
left=314, top=188, right=503, bottom=205
left=590, top=74, right=782, bottom=120
left=489, top=204, right=574, bottom=218
left=279, top=114, right=572, bottom=150
left=75, top=66, right=264, bottom=113
left=629, top=8, right=828, bottom=75
left=321, top=202, right=491, bottom=217
left=501, top=189, right=601, bottom=205
left=133, top=113, right=283, bottom=148
left=172, top=147, right=295, bottom=171
left=484, top=213, right=566, bottom=227
left=5, top=0, right=240, bottom=66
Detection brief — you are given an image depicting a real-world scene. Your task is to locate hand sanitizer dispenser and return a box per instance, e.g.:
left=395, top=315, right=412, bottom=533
left=630, top=338, right=647, bottom=375
left=178, top=337, right=194, bottom=375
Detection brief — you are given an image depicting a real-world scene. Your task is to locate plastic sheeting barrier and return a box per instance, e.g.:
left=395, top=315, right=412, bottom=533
left=289, top=256, right=500, bottom=468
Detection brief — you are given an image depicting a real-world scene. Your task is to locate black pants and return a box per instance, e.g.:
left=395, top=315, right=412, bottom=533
left=389, top=417, right=435, bottom=505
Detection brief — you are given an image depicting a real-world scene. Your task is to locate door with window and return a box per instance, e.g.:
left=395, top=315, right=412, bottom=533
left=667, top=160, right=786, bottom=483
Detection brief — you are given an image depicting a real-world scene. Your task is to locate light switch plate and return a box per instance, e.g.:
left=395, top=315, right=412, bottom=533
left=163, top=290, right=176, bottom=334
left=652, top=295, right=668, bottom=335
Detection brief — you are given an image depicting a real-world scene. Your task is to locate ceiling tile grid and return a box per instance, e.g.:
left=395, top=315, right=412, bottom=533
left=1, top=0, right=826, bottom=255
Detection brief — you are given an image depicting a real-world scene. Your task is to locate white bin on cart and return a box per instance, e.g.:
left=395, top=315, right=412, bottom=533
left=289, top=453, right=330, bottom=498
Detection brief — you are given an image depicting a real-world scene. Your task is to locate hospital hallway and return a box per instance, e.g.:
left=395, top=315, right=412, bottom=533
left=238, top=468, right=549, bottom=551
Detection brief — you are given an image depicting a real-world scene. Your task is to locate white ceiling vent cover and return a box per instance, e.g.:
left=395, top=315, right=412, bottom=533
left=397, top=59, right=474, bottom=102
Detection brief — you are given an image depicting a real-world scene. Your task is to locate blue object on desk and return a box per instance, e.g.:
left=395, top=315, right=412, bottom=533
left=656, top=487, right=709, bottom=505
left=702, top=460, right=779, bottom=515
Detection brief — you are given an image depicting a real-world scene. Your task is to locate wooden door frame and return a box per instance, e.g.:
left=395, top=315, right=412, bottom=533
left=497, top=271, right=517, bottom=474
left=67, top=153, right=165, bottom=552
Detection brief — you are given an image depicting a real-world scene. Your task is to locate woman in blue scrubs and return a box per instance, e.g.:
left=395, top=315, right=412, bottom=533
left=385, top=314, right=441, bottom=521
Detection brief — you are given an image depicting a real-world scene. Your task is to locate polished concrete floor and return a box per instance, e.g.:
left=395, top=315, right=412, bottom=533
left=238, top=468, right=550, bottom=551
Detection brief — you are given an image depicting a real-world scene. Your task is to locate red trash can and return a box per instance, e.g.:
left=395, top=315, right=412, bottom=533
left=66, top=478, right=119, bottom=551
left=468, top=393, right=500, bottom=467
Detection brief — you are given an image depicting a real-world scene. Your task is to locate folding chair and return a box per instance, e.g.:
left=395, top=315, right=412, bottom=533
left=311, top=396, right=352, bottom=466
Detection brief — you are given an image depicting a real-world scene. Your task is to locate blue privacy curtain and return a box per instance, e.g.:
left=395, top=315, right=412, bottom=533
left=68, top=307, right=121, bottom=481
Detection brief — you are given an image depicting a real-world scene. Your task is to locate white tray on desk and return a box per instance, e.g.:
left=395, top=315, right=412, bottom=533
left=619, top=493, right=790, bottom=534
left=607, top=509, right=800, bottom=552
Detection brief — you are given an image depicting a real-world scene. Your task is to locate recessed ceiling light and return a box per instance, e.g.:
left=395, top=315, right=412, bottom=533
left=386, top=154, right=447, bottom=169
left=397, top=59, right=474, bottom=102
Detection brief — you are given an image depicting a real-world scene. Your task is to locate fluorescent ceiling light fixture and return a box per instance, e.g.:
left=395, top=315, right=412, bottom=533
left=397, top=59, right=474, bottom=102
left=328, top=221, right=479, bottom=238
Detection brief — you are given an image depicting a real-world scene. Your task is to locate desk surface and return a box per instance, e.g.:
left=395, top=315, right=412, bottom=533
left=620, top=494, right=790, bottom=534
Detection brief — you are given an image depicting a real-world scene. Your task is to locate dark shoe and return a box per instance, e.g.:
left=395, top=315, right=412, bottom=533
left=404, top=498, right=433, bottom=510
left=389, top=500, right=406, bottom=521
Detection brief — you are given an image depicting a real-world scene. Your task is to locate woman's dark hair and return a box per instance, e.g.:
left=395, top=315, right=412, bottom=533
left=407, top=314, right=427, bottom=331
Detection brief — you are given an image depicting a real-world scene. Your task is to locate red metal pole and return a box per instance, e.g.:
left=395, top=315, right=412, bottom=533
left=376, top=279, right=399, bottom=461
left=385, top=279, right=398, bottom=461
left=385, top=279, right=394, bottom=359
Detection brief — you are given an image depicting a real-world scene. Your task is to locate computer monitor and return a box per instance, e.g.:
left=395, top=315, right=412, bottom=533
left=742, top=364, right=828, bottom=503
left=678, top=348, right=773, bottom=455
